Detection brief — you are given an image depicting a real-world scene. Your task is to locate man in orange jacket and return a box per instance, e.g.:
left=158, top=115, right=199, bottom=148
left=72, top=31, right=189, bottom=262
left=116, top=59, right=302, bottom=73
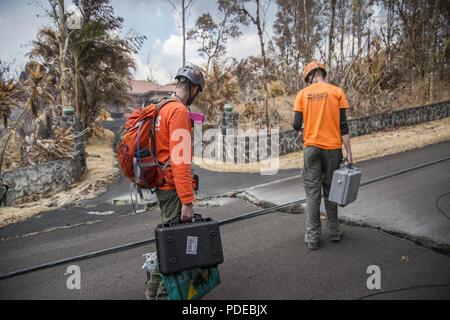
left=293, top=61, right=353, bottom=250
left=147, top=64, right=204, bottom=300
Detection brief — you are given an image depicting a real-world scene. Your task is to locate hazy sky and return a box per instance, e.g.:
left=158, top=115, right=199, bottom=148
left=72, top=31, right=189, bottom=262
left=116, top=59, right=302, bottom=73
left=0, top=0, right=276, bottom=84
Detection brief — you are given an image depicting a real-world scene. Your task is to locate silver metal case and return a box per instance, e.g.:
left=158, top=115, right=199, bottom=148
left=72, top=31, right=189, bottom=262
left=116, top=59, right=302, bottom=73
left=329, top=167, right=362, bottom=207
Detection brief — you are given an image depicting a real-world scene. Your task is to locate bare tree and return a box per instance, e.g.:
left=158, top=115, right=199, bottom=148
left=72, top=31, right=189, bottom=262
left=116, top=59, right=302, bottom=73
left=273, top=0, right=323, bottom=89
left=428, top=0, right=440, bottom=101
left=168, top=0, right=194, bottom=66
left=338, top=0, right=348, bottom=70
left=187, top=0, right=241, bottom=71
left=328, top=0, right=337, bottom=66
left=227, top=0, right=272, bottom=129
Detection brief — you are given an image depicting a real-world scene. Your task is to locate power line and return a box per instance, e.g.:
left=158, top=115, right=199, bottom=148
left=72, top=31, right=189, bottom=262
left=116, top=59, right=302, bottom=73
left=435, top=192, right=450, bottom=220
left=357, top=283, right=450, bottom=300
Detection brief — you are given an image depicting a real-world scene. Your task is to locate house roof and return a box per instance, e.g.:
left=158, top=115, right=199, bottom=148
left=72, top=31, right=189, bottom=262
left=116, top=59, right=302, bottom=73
left=129, top=80, right=176, bottom=95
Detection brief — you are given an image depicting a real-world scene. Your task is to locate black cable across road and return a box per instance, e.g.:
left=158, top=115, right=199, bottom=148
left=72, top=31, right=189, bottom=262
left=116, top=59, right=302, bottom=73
left=435, top=192, right=450, bottom=220
left=357, top=283, right=450, bottom=300
left=0, top=156, right=449, bottom=282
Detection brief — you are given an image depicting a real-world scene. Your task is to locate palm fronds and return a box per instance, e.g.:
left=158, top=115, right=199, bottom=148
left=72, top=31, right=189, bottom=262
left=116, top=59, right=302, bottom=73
left=25, top=127, right=74, bottom=166
left=0, top=80, right=19, bottom=127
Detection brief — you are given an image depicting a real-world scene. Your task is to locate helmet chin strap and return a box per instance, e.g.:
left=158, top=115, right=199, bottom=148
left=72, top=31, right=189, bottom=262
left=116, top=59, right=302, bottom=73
left=186, top=84, right=197, bottom=106
left=175, top=79, right=197, bottom=106
left=187, top=85, right=193, bottom=106
left=174, top=88, right=192, bottom=106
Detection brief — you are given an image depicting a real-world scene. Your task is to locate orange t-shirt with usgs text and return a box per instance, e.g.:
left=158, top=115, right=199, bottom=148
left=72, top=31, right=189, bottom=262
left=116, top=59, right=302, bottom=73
left=154, top=100, right=194, bottom=204
left=293, top=82, right=349, bottom=149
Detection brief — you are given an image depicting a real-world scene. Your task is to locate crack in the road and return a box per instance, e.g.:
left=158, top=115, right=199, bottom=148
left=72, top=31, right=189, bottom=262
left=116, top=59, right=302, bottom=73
left=338, top=218, right=450, bottom=256
left=221, top=190, right=450, bottom=255
left=0, top=219, right=103, bottom=242
left=232, top=191, right=305, bottom=214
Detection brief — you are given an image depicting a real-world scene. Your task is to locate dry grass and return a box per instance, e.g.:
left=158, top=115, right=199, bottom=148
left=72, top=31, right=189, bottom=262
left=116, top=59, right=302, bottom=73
left=194, top=116, right=450, bottom=173
left=0, top=128, right=119, bottom=228
left=234, top=80, right=450, bottom=130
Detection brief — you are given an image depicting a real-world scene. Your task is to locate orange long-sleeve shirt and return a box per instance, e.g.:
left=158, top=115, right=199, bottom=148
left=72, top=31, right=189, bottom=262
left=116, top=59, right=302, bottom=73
left=154, top=100, right=194, bottom=204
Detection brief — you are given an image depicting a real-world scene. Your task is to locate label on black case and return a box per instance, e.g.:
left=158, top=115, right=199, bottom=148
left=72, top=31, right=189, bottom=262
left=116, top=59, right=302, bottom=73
left=186, top=236, right=198, bottom=255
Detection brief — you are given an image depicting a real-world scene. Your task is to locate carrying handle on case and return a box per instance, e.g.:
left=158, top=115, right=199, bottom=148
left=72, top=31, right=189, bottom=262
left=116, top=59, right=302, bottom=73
left=342, top=157, right=353, bottom=169
left=166, top=213, right=204, bottom=225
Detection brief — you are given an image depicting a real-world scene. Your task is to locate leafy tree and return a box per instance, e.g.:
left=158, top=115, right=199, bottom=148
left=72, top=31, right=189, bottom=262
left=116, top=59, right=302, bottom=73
left=224, top=0, right=273, bottom=129
left=29, top=0, right=146, bottom=129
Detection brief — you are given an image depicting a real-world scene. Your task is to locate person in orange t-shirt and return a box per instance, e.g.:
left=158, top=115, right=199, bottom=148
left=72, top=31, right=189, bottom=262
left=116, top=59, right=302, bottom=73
left=293, top=61, right=353, bottom=250
left=146, top=64, right=204, bottom=300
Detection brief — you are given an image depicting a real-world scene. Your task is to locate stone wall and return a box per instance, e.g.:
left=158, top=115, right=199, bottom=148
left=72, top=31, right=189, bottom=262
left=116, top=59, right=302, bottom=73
left=347, top=100, right=450, bottom=136
left=201, top=129, right=302, bottom=163
left=219, top=111, right=239, bottom=135
left=0, top=157, right=84, bottom=206
left=0, top=115, right=86, bottom=207
left=202, top=100, right=450, bottom=163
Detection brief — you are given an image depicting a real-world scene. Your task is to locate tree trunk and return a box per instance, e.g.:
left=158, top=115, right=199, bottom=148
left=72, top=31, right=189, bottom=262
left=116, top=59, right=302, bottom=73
left=328, top=0, right=337, bottom=67
left=57, top=0, right=68, bottom=108
left=386, top=0, right=393, bottom=62
left=428, top=0, right=440, bottom=102
left=303, top=0, right=310, bottom=61
left=0, top=105, right=26, bottom=174
left=182, top=0, right=186, bottom=66
left=74, top=51, right=79, bottom=117
left=293, top=0, right=301, bottom=88
left=253, top=0, right=270, bottom=130
left=339, top=0, right=346, bottom=69
left=353, top=0, right=363, bottom=56
left=351, top=4, right=355, bottom=59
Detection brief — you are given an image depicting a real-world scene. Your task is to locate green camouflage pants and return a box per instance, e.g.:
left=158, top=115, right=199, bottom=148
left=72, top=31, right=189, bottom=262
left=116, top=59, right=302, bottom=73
left=146, top=189, right=182, bottom=300
left=303, top=146, right=342, bottom=243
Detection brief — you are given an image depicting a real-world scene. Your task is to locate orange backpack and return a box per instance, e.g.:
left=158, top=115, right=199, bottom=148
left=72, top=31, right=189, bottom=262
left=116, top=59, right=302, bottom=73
left=117, top=97, right=177, bottom=189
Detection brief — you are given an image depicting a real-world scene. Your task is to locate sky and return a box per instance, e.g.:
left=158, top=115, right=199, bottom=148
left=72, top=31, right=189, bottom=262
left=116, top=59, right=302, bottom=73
left=0, top=0, right=276, bottom=84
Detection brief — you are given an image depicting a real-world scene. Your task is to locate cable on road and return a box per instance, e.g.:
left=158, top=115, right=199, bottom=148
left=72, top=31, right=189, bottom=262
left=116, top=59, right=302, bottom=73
left=1, top=156, right=450, bottom=282
left=357, top=283, right=450, bottom=300
left=435, top=192, right=450, bottom=220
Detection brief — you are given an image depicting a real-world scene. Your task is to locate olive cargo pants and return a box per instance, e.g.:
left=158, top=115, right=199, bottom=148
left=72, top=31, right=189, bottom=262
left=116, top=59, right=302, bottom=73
left=146, top=189, right=182, bottom=300
left=303, top=146, right=342, bottom=243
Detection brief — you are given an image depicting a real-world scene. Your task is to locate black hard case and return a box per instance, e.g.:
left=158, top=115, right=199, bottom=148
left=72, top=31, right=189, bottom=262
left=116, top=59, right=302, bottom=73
left=155, top=215, right=224, bottom=275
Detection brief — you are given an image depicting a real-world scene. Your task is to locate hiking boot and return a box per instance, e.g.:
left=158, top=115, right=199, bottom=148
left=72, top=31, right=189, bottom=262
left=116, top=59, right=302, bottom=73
left=306, top=241, right=319, bottom=250
left=331, top=233, right=343, bottom=243
left=304, top=236, right=319, bottom=250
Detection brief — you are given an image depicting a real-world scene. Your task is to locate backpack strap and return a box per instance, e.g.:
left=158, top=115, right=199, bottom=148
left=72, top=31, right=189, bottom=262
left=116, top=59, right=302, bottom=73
left=150, top=97, right=181, bottom=168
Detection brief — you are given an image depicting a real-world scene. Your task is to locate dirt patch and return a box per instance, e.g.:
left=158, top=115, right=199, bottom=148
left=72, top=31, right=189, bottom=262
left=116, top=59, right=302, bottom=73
left=0, top=128, right=119, bottom=227
left=194, top=117, right=450, bottom=173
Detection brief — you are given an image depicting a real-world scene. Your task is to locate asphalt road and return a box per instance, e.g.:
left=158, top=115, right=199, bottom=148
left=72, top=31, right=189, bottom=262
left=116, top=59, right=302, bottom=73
left=0, top=197, right=449, bottom=300
left=0, top=166, right=298, bottom=241
left=244, top=140, right=450, bottom=252
left=0, top=143, right=449, bottom=299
